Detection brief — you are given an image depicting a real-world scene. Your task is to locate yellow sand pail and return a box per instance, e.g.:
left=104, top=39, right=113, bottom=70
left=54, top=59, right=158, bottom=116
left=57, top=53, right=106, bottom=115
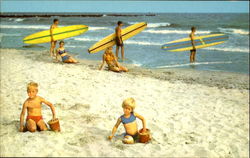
left=138, top=128, right=151, bottom=143
left=48, top=118, right=61, bottom=132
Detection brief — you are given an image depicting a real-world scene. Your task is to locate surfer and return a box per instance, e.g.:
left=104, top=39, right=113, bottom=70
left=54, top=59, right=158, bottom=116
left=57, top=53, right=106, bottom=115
left=50, top=19, right=59, bottom=58
left=190, top=26, right=196, bottom=63
left=99, top=47, right=128, bottom=72
left=56, top=41, right=78, bottom=63
left=115, top=21, right=125, bottom=61
left=19, top=82, right=56, bottom=132
left=108, top=98, right=147, bottom=144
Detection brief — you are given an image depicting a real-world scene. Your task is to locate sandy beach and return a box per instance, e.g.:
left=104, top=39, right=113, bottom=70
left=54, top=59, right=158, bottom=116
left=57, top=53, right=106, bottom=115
left=0, top=48, right=249, bottom=157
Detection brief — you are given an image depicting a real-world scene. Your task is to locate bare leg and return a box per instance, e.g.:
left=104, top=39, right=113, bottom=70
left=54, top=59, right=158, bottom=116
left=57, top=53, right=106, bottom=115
left=37, top=120, right=48, bottom=131
left=116, top=46, right=120, bottom=59
left=70, top=57, right=78, bottom=63
left=109, top=66, right=120, bottom=72
left=64, top=57, right=78, bottom=63
left=193, top=50, right=196, bottom=62
left=50, top=41, right=57, bottom=57
left=122, top=135, right=135, bottom=144
left=26, top=119, right=37, bottom=132
left=121, top=46, right=125, bottom=61
left=119, top=65, right=128, bottom=72
left=190, top=51, right=194, bottom=63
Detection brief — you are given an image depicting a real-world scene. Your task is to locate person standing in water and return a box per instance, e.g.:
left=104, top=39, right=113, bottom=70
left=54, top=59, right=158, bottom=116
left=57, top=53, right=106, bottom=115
left=115, top=21, right=125, bottom=61
left=189, top=26, right=196, bottom=63
left=50, top=19, right=59, bottom=58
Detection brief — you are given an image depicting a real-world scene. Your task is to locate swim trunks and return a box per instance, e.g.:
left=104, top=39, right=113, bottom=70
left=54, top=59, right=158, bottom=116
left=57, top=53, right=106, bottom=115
left=116, top=36, right=123, bottom=46
left=125, top=133, right=139, bottom=142
left=26, top=115, right=43, bottom=124
left=62, top=55, right=70, bottom=62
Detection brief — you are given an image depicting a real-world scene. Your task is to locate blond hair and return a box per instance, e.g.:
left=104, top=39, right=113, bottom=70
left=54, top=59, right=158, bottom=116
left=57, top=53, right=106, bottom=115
left=122, top=97, right=136, bottom=111
left=27, top=82, right=38, bottom=91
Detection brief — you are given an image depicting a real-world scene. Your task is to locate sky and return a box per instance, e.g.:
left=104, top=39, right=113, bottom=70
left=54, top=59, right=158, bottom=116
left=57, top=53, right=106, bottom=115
left=1, top=1, right=249, bottom=13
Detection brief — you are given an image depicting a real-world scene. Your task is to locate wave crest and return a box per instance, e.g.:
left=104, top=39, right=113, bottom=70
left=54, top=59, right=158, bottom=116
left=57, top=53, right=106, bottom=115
left=157, top=61, right=233, bottom=68
left=144, top=29, right=211, bottom=34
left=218, top=28, right=249, bottom=35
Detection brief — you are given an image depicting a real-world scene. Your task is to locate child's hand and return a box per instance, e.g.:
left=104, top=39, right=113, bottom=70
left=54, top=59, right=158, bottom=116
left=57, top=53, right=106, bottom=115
left=142, top=128, right=147, bottom=133
left=19, top=126, right=24, bottom=132
left=108, top=135, right=113, bottom=140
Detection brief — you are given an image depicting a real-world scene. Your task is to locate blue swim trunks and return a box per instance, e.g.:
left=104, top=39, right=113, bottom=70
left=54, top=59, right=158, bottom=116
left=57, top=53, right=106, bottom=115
left=62, top=55, right=70, bottom=62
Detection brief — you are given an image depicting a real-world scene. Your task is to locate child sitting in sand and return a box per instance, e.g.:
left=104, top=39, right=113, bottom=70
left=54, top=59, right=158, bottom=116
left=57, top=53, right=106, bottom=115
left=56, top=41, right=78, bottom=63
left=19, top=82, right=56, bottom=132
left=99, top=47, right=128, bottom=72
left=108, top=98, right=146, bottom=144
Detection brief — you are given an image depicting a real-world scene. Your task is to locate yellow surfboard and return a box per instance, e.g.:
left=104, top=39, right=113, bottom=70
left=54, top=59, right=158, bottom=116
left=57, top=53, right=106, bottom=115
left=162, top=34, right=229, bottom=52
left=88, top=22, right=147, bottom=53
left=23, top=25, right=88, bottom=44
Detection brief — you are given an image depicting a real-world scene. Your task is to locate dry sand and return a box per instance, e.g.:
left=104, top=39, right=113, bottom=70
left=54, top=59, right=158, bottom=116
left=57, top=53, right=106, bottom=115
left=0, top=49, right=249, bottom=157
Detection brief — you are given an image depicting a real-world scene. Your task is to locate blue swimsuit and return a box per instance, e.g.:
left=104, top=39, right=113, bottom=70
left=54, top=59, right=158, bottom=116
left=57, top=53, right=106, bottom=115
left=121, top=113, right=138, bottom=139
left=58, top=49, right=70, bottom=62
left=120, top=112, right=136, bottom=124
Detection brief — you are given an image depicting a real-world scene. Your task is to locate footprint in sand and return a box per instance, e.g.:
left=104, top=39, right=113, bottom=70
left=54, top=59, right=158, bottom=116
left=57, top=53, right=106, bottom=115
left=194, top=146, right=209, bottom=157
left=68, top=103, right=90, bottom=110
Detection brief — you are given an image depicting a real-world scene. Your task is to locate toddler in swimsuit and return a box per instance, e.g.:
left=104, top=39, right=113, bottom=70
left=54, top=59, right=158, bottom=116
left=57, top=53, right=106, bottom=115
left=19, top=82, right=56, bottom=132
left=108, top=98, right=147, bottom=144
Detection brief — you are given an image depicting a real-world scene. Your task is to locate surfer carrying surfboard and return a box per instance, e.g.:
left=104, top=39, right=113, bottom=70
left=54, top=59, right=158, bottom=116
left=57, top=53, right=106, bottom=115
left=50, top=19, right=59, bottom=58
left=99, top=47, right=128, bottom=72
left=190, top=26, right=197, bottom=63
left=115, top=21, right=125, bottom=61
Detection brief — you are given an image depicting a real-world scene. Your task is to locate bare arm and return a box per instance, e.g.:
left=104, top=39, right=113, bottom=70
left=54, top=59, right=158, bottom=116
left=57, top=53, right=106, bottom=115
left=134, top=112, right=146, bottom=133
left=108, top=118, right=121, bottom=140
left=99, top=54, right=106, bottom=70
left=40, top=97, right=56, bottom=120
left=19, top=102, right=27, bottom=132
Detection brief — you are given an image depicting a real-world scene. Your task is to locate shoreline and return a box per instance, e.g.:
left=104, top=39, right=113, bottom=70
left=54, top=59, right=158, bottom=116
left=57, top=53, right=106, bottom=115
left=1, top=48, right=249, bottom=90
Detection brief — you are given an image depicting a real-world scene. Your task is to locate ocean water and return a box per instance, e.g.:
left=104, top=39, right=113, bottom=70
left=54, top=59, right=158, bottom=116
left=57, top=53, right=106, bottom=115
left=0, top=13, right=249, bottom=74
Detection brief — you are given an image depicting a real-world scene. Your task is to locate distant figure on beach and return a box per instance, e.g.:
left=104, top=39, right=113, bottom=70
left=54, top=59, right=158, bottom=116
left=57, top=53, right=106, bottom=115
left=115, top=21, right=125, bottom=61
left=99, top=47, right=128, bottom=72
left=50, top=19, right=59, bottom=58
left=19, top=82, right=56, bottom=132
left=56, top=41, right=78, bottom=63
left=108, top=98, right=147, bottom=144
left=190, top=26, right=196, bottom=63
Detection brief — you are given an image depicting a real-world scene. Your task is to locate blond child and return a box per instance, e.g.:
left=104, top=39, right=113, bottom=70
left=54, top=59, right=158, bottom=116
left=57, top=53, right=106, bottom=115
left=19, top=82, right=56, bottom=132
left=108, top=98, right=146, bottom=144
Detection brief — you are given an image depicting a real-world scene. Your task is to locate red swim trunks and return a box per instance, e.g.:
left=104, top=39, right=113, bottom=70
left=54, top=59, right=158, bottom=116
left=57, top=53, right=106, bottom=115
left=26, top=116, right=43, bottom=124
